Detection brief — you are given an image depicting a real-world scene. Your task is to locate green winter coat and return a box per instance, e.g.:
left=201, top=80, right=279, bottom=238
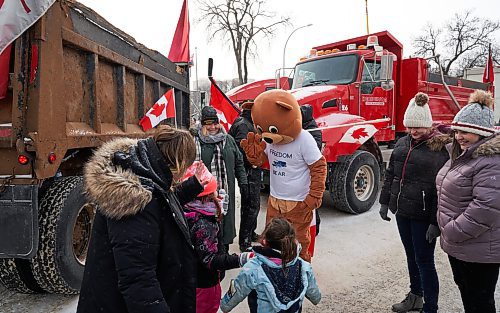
left=198, top=133, right=248, bottom=245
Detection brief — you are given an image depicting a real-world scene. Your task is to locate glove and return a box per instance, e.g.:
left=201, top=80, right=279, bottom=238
left=238, top=252, right=254, bottom=267
left=218, top=189, right=229, bottom=216
left=239, top=184, right=249, bottom=204
left=240, top=132, right=266, bottom=166
left=379, top=204, right=391, bottom=221
left=426, top=224, right=441, bottom=243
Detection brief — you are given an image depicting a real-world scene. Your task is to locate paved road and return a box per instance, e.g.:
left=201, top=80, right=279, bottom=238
left=1, top=147, right=499, bottom=312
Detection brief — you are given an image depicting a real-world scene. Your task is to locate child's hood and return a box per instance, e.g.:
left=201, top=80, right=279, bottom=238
left=183, top=199, right=217, bottom=218
left=249, top=245, right=313, bottom=311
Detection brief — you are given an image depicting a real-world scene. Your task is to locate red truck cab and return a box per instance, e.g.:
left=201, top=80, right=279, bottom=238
left=227, top=31, right=491, bottom=214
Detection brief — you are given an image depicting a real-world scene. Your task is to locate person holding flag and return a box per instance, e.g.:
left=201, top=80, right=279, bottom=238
left=191, top=106, right=248, bottom=251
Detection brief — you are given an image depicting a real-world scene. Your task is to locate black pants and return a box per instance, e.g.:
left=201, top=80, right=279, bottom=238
left=448, top=255, right=499, bottom=313
left=239, top=167, right=261, bottom=248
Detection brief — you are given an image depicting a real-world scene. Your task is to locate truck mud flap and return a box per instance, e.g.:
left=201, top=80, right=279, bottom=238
left=0, top=185, right=38, bottom=259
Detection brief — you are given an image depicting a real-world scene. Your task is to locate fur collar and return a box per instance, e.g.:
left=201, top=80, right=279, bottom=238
left=426, top=133, right=453, bottom=152
left=84, top=138, right=152, bottom=219
left=473, top=134, right=500, bottom=158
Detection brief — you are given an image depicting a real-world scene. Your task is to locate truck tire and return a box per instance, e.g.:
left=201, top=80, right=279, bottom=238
left=329, top=150, right=380, bottom=214
left=31, top=176, right=95, bottom=294
left=0, top=259, right=43, bottom=293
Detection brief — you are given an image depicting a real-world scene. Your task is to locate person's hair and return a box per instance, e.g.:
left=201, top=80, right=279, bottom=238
left=153, top=125, right=196, bottom=178
left=450, top=130, right=485, bottom=161
left=261, top=217, right=298, bottom=270
left=198, top=193, right=223, bottom=221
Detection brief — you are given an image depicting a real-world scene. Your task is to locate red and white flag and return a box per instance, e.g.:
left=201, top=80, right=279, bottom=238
left=209, top=77, right=240, bottom=131
left=139, top=89, right=176, bottom=131
left=483, top=44, right=494, bottom=84
left=0, top=0, right=56, bottom=54
left=1, top=0, right=55, bottom=99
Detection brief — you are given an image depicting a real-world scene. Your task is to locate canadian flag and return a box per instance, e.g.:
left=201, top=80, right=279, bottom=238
left=0, top=0, right=56, bottom=54
left=1, top=0, right=56, bottom=99
left=139, top=89, right=176, bottom=131
left=209, top=77, right=240, bottom=132
left=339, top=124, right=378, bottom=145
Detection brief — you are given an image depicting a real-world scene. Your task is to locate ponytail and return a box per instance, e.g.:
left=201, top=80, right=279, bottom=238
left=261, top=218, right=298, bottom=272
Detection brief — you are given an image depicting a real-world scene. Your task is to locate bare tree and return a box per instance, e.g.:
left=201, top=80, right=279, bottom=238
left=198, top=0, right=290, bottom=84
left=412, top=10, right=500, bottom=76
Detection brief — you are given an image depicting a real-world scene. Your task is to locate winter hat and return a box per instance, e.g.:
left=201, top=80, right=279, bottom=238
left=451, top=90, right=496, bottom=137
left=403, top=92, right=433, bottom=128
left=201, top=106, right=219, bottom=125
left=182, top=161, right=217, bottom=197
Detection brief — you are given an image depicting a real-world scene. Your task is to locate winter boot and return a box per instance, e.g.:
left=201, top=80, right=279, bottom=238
left=391, top=292, right=423, bottom=312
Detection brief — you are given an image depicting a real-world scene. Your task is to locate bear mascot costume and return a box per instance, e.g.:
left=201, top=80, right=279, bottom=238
left=240, top=89, right=327, bottom=262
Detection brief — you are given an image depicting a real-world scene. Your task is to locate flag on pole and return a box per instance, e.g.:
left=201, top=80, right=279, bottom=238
left=139, top=89, right=176, bottom=131
left=0, top=0, right=56, bottom=54
left=483, top=44, right=494, bottom=84
left=0, top=44, right=12, bottom=100
left=168, top=0, right=190, bottom=63
left=209, top=77, right=241, bottom=131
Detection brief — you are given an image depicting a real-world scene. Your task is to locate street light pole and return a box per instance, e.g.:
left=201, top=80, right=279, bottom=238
left=282, top=23, right=313, bottom=78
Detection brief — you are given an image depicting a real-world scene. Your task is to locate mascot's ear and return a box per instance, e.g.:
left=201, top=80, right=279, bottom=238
left=242, top=101, right=254, bottom=110
left=276, top=101, right=293, bottom=110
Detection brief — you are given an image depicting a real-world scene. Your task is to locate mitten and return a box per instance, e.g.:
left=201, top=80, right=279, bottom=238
left=426, top=224, right=440, bottom=243
left=240, top=132, right=266, bottom=166
left=379, top=204, right=391, bottom=221
left=218, top=189, right=229, bottom=215
left=238, top=252, right=255, bottom=267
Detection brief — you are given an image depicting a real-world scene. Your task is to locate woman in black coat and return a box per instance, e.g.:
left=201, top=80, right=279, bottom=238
left=77, top=126, right=204, bottom=313
left=379, top=93, right=450, bottom=313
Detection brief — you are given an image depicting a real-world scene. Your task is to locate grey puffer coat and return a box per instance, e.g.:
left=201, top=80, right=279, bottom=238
left=436, top=134, right=500, bottom=263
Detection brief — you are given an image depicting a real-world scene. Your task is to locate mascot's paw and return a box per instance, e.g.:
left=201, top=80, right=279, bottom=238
left=240, top=132, right=266, bottom=165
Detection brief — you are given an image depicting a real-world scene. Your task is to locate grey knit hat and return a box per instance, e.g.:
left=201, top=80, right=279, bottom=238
left=451, top=90, right=495, bottom=137
left=403, top=92, right=433, bottom=128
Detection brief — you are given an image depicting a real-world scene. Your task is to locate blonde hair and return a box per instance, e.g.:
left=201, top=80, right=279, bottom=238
left=153, top=125, right=196, bottom=178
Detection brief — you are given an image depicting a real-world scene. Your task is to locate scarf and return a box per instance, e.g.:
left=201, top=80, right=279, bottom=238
left=196, top=126, right=228, bottom=192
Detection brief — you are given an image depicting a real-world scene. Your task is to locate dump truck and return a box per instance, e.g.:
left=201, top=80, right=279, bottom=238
left=227, top=31, right=492, bottom=215
left=0, top=0, right=190, bottom=294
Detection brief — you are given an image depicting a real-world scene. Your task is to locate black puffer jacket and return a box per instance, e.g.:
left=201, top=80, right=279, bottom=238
left=300, top=104, right=322, bottom=150
left=379, top=133, right=450, bottom=224
left=77, top=138, right=203, bottom=313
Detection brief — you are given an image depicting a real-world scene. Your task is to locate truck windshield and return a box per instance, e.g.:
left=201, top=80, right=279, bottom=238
left=292, top=54, right=358, bottom=89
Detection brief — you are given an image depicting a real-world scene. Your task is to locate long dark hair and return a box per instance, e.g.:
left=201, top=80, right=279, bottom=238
left=261, top=217, right=298, bottom=270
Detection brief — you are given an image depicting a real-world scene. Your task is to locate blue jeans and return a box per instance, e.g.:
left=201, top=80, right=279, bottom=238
left=396, top=215, right=439, bottom=313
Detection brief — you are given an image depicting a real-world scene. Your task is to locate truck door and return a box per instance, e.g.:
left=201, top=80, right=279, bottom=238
left=359, top=59, right=394, bottom=142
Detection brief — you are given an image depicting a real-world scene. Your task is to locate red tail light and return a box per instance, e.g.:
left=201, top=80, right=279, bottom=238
left=48, top=152, right=56, bottom=164
left=18, top=155, right=29, bottom=165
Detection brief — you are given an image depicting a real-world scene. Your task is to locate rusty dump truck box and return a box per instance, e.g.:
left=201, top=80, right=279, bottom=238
left=0, top=0, right=190, bottom=258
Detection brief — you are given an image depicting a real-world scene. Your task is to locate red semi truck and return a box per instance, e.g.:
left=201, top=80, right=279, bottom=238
left=227, top=31, right=492, bottom=214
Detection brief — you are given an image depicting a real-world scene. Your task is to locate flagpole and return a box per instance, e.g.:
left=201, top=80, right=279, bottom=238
left=305, top=117, right=390, bottom=132
left=365, top=0, right=370, bottom=34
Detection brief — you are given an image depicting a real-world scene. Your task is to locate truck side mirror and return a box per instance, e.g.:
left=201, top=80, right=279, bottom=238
left=380, top=54, right=393, bottom=81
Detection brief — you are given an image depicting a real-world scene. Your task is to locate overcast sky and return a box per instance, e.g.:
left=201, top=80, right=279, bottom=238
left=79, top=0, right=500, bottom=87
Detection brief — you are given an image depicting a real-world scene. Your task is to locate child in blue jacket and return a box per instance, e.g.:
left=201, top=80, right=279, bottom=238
left=220, top=217, right=321, bottom=313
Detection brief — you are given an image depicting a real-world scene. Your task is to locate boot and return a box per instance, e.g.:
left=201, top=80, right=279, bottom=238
left=391, top=292, right=423, bottom=312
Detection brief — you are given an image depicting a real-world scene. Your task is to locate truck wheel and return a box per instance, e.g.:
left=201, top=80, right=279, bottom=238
left=31, top=176, right=95, bottom=294
left=0, top=259, right=43, bottom=293
left=329, top=150, right=380, bottom=214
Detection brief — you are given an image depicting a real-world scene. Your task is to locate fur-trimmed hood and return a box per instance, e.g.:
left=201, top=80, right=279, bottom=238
left=427, top=133, right=453, bottom=152
left=84, top=137, right=172, bottom=219
left=473, top=133, right=500, bottom=158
